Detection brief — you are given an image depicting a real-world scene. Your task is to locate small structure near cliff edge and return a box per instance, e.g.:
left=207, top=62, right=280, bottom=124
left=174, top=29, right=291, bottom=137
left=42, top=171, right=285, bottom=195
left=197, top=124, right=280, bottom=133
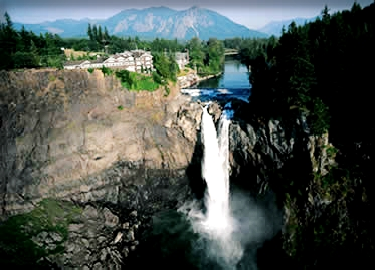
left=175, top=52, right=189, bottom=70
left=63, top=49, right=153, bottom=73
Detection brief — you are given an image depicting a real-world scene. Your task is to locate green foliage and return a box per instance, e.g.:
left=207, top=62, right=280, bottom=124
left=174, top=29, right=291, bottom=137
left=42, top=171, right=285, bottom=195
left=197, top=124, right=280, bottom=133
left=247, top=2, right=375, bottom=139
left=101, top=65, right=113, bottom=76
left=152, top=52, right=179, bottom=82
left=310, top=98, right=330, bottom=136
left=117, top=105, right=124, bottom=110
left=115, top=70, right=133, bottom=88
left=185, top=37, right=225, bottom=75
left=187, top=37, right=205, bottom=72
left=0, top=199, right=82, bottom=267
left=40, top=55, right=65, bottom=69
left=152, top=71, right=162, bottom=84
left=12, top=51, right=40, bottom=68
left=206, top=38, right=225, bottom=74
left=87, top=67, right=94, bottom=73
left=164, top=85, right=170, bottom=97
left=131, top=75, right=159, bottom=91
left=0, top=13, right=67, bottom=70
left=150, top=38, right=183, bottom=53
left=115, top=69, right=159, bottom=91
left=245, top=3, right=375, bottom=267
left=326, top=145, right=338, bottom=158
left=48, top=74, right=56, bottom=82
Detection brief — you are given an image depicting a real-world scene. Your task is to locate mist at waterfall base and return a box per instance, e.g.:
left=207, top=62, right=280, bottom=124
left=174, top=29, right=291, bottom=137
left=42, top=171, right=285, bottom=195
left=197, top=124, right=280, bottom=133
left=141, top=104, right=282, bottom=269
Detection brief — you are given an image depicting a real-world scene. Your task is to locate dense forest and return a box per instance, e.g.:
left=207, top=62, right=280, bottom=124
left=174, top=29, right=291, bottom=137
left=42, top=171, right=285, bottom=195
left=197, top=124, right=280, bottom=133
left=0, top=13, right=67, bottom=70
left=0, top=15, right=224, bottom=80
left=242, top=2, right=375, bottom=269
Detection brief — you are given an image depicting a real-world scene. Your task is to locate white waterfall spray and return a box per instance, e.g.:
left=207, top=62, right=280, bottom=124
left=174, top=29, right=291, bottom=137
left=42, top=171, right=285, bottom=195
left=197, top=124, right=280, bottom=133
left=182, top=103, right=242, bottom=268
left=201, top=104, right=232, bottom=234
left=178, top=102, right=281, bottom=269
left=202, top=104, right=243, bottom=267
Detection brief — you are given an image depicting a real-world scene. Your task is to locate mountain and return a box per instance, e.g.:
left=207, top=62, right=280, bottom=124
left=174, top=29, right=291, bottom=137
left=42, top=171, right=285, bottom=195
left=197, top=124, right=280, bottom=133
left=258, top=16, right=319, bottom=37
left=14, top=18, right=105, bottom=38
left=13, top=6, right=267, bottom=40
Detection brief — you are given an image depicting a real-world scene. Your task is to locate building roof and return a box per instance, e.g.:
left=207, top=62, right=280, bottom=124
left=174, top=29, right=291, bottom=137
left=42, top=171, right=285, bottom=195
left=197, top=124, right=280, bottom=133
left=64, top=50, right=153, bottom=67
left=64, top=60, right=85, bottom=66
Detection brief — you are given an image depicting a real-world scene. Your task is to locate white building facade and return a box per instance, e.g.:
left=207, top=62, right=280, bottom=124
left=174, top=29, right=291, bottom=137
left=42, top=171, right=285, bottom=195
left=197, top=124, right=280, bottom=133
left=63, top=50, right=153, bottom=72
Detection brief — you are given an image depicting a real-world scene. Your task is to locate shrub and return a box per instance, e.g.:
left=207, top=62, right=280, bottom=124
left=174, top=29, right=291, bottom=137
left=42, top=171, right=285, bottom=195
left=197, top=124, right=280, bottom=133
left=115, top=70, right=133, bottom=89
left=48, top=75, right=56, bottom=82
left=101, top=65, right=113, bottom=76
left=164, top=85, right=170, bottom=96
left=87, top=68, right=94, bottom=73
left=310, top=98, right=330, bottom=136
left=152, top=71, right=162, bottom=84
left=12, top=51, right=40, bottom=68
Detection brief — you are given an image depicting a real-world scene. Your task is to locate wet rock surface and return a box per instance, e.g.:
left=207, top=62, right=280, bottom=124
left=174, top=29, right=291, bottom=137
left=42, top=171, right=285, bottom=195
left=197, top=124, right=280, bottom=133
left=26, top=204, right=146, bottom=269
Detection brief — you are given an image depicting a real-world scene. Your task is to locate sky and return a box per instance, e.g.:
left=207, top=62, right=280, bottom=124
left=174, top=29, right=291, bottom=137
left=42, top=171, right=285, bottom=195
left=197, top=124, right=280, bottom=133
left=1, top=0, right=373, bottom=29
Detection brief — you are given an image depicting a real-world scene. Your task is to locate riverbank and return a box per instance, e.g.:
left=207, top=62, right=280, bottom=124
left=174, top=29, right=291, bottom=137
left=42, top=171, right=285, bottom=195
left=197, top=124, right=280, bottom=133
left=177, top=70, right=222, bottom=88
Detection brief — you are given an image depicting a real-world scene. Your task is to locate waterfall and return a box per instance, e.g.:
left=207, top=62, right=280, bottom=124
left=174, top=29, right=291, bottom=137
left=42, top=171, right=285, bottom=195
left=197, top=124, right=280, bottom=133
left=201, top=105, right=232, bottom=234
left=197, top=104, right=243, bottom=268
left=177, top=103, right=275, bottom=269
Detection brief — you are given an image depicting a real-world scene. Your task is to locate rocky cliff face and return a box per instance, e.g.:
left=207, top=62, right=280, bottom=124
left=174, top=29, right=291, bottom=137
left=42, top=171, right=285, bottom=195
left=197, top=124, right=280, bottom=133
left=1, top=71, right=356, bottom=268
left=0, top=69, right=205, bottom=267
left=0, top=69, right=204, bottom=217
left=227, top=106, right=369, bottom=268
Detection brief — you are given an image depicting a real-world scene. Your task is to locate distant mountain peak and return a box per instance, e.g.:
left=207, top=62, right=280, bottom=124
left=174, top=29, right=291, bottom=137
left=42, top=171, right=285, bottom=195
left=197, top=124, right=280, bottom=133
left=14, top=6, right=268, bottom=40
left=149, top=6, right=175, bottom=10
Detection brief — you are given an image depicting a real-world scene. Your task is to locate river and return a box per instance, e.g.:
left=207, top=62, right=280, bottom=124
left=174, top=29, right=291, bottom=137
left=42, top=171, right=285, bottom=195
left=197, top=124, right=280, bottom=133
left=129, top=58, right=263, bottom=270
left=181, top=58, right=251, bottom=103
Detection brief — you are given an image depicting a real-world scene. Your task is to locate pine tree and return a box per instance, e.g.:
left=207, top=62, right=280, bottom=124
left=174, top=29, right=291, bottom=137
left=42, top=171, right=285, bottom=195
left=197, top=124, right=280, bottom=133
left=98, top=25, right=103, bottom=43
left=104, top=26, right=110, bottom=41
left=92, top=24, right=98, bottom=42
left=87, top=24, right=92, bottom=40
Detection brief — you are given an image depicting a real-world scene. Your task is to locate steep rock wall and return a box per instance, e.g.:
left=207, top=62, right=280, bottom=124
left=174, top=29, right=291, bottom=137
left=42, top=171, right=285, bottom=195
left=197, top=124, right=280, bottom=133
left=228, top=109, right=339, bottom=267
left=0, top=69, right=202, bottom=217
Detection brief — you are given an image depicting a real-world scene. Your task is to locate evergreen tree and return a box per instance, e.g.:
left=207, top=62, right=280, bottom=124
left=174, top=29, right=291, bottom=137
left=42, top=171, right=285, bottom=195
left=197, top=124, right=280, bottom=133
left=92, top=24, right=98, bottom=42
left=104, top=26, right=110, bottom=41
left=98, top=25, right=103, bottom=43
left=187, top=37, right=205, bottom=72
left=87, top=24, right=92, bottom=40
left=207, top=38, right=224, bottom=73
left=0, top=12, right=18, bottom=69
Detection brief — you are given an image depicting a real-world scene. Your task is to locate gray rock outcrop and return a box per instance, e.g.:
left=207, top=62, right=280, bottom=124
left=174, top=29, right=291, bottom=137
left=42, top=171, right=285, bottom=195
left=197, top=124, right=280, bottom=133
left=0, top=69, right=202, bottom=217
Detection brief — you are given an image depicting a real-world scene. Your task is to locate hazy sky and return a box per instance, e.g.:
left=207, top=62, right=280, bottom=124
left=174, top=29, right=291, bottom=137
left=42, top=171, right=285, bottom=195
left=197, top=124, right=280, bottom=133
left=1, top=0, right=373, bottom=29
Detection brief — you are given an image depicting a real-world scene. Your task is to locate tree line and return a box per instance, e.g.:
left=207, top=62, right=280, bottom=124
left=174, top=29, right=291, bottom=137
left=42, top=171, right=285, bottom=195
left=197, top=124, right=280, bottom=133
left=1, top=14, right=226, bottom=80
left=0, top=12, right=66, bottom=69
left=242, top=2, right=375, bottom=269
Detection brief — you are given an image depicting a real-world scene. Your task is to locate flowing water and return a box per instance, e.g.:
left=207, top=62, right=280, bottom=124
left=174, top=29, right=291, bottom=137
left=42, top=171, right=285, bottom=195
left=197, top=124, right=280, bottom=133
left=138, top=59, right=281, bottom=269
left=181, top=58, right=251, bottom=103
left=182, top=104, right=243, bottom=269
